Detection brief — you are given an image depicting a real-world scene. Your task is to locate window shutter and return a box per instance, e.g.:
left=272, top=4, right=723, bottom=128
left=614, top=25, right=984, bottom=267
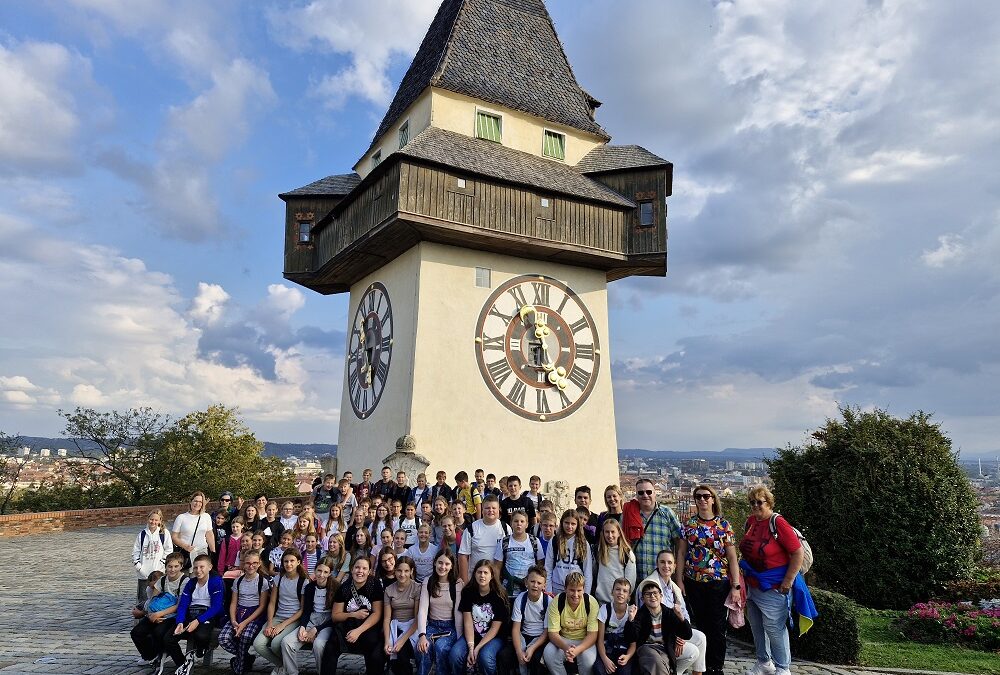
left=543, top=130, right=565, bottom=160
left=476, top=112, right=502, bottom=142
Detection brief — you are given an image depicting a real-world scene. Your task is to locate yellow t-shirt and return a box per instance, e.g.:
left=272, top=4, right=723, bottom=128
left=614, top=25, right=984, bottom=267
left=457, top=486, right=482, bottom=514
left=546, top=593, right=599, bottom=641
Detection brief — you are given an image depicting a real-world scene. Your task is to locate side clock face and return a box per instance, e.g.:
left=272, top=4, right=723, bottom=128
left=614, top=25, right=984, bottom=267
left=474, top=274, right=600, bottom=421
left=347, top=282, right=393, bottom=419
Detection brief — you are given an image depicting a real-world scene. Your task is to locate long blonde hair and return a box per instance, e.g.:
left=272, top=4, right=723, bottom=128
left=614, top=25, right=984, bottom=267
left=597, top=518, right=633, bottom=566
left=555, top=509, right=588, bottom=563
left=147, top=509, right=164, bottom=532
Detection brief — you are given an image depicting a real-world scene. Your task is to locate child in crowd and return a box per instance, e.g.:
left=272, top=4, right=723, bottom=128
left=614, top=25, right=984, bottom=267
left=210, top=509, right=229, bottom=566
left=313, top=473, right=338, bottom=527
left=431, top=496, right=451, bottom=543
left=279, top=501, right=298, bottom=531
left=405, top=522, right=438, bottom=583
left=326, top=503, right=345, bottom=540
left=536, top=511, right=557, bottom=557
left=133, top=509, right=173, bottom=605
left=281, top=559, right=335, bottom=675
left=496, top=511, right=545, bottom=597
left=509, top=564, right=550, bottom=675
left=242, top=504, right=259, bottom=533
left=253, top=548, right=307, bottom=670
left=636, top=550, right=708, bottom=675
left=216, top=516, right=245, bottom=574
left=576, top=506, right=597, bottom=545
left=420, top=502, right=434, bottom=528
left=372, top=527, right=394, bottom=565
left=399, top=502, right=419, bottom=547
left=351, top=526, right=374, bottom=563
left=372, top=503, right=394, bottom=542
left=448, top=559, right=509, bottom=674
left=383, top=556, right=422, bottom=675
left=259, top=501, right=284, bottom=549
left=411, top=473, right=432, bottom=511
left=543, top=571, right=599, bottom=675
left=302, top=534, right=323, bottom=578
left=345, top=506, right=368, bottom=549
left=393, top=528, right=409, bottom=558
left=592, top=519, right=637, bottom=604
left=376, top=548, right=398, bottom=592
left=545, top=509, right=593, bottom=594
left=454, top=471, right=482, bottom=520
left=235, top=532, right=253, bottom=570
left=595, top=578, right=637, bottom=675
left=633, top=581, right=693, bottom=674
left=522, top=476, right=544, bottom=513
left=325, top=533, right=351, bottom=584
left=164, top=554, right=225, bottom=675
left=291, top=512, right=317, bottom=552
left=337, top=478, right=358, bottom=524
left=415, top=548, right=463, bottom=675
left=269, top=532, right=295, bottom=576
left=218, top=551, right=270, bottom=675
left=130, top=551, right=188, bottom=669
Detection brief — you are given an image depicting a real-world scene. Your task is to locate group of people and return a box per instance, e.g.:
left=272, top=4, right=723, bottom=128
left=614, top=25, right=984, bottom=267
left=129, top=466, right=812, bottom=675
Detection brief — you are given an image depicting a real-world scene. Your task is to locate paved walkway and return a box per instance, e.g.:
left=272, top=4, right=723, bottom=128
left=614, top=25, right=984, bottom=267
left=0, top=526, right=959, bottom=675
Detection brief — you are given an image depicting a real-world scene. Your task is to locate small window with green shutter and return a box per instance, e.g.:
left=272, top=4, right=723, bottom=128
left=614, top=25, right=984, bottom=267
left=542, top=129, right=566, bottom=160
left=398, top=121, right=409, bottom=148
left=476, top=111, right=502, bottom=142
left=372, top=150, right=382, bottom=169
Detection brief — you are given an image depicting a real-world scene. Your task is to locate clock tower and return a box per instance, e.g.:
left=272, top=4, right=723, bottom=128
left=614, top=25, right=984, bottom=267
left=279, top=0, right=671, bottom=492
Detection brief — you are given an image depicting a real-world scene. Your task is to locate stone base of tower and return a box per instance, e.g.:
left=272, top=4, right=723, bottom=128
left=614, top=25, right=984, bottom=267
left=336, top=241, right=619, bottom=497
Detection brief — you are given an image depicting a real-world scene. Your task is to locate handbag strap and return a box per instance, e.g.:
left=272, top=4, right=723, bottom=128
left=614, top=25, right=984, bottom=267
left=190, top=514, right=203, bottom=546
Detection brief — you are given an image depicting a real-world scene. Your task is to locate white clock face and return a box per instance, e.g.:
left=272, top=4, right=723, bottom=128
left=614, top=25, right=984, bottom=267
left=347, top=282, right=393, bottom=419
left=474, top=274, right=600, bottom=421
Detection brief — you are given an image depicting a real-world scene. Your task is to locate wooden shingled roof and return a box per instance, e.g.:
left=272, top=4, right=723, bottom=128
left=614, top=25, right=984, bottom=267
left=367, top=0, right=610, bottom=156
left=575, top=145, right=672, bottom=174
left=278, top=173, right=362, bottom=199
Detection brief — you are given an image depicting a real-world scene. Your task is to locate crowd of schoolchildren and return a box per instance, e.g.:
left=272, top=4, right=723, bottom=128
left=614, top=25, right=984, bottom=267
left=129, top=467, right=814, bottom=675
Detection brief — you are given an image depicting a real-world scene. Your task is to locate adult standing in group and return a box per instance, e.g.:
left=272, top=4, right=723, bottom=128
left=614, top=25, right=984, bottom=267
left=597, top=485, right=624, bottom=529
left=675, top=485, right=741, bottom=675
left=739, top=485, right=805, bottom=675
left=172, top=492, right=215, bottom=571
left=213, top=492, right=240, bottom=532
left=622, top=479, right=682, bottom=582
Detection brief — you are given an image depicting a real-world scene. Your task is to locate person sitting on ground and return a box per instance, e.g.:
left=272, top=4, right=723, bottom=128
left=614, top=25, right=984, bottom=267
left=632, top=581, right=693, bottom=675
left=594, top=577, right=637, bottom=675
left=543, top=571, right=599, bottom=675
left=130, top=551, right=188, bottom=670
left=253, top=548, right=307, bottom=671
left=636, top=550, right=706, bottom=675
left=383, top=556, right=422, bottom=675
left=415, top=548, right=464, bottom=675
left=164, top=554, right=224, bottom=675
left=448, top=559, right=509, bottom=675
left=322, top=555, right=386, bottom=675
left=218, top=551, right=270, bottom=675
left=282, top=559, right=336, bottom=675
left=507, top=564, right=550, bottom=675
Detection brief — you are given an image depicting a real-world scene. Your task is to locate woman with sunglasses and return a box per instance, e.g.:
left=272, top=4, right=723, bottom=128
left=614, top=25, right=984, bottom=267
left=674, top=485, right=740, bottom=675
left=738, top=485, right=804, bottom=675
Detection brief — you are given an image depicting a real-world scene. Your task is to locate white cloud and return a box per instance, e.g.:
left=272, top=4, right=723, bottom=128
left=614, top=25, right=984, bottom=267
left=845, top=150, right=957, bottom=183
left=0, top=213, right=341, bottom=437
left=260, top=284, right=306, bottom=322
left=0, top=41, right=93, bottom=172
left=921, top=234, right=966, bottom=269
left=268, top=0, right=439, bottom=108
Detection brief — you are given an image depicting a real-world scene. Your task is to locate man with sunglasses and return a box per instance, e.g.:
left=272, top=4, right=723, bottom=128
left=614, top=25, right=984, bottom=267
left=622, top=479, right=682, bottom=581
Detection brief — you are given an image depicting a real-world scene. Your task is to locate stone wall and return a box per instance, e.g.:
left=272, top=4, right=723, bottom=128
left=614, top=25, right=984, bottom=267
left=0, top=496, right=297, bottom=537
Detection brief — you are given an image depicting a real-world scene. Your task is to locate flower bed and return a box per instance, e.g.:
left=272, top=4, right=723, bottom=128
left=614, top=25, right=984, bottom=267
left=899, top=600, right=1000, bottom=652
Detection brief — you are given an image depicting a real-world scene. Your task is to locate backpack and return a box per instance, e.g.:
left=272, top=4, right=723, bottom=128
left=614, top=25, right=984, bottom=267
left=557, top=591, right=591, bottom=616
left=747, top=513, right=813, bottom=574
left=468, top=519, right=511, bottom=549
left=500, top=533, right=541, bottom=571
left=276, top=574, right=307, bottom=598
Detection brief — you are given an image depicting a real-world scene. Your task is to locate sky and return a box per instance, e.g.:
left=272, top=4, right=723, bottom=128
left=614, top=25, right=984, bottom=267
left=1, top=0, right=999, bottom=456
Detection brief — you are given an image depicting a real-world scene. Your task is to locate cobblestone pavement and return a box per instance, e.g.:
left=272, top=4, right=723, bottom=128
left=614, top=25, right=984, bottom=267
left=0, top=526, right=969, bottom=675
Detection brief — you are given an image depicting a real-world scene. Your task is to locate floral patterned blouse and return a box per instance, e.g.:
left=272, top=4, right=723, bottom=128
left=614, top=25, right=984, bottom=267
left=682, top=515, right=736, bottom=582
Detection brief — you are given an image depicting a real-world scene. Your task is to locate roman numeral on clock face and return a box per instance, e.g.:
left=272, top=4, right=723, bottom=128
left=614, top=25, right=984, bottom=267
left=531, top=282, right=550, bottom=307
left=486, top=358, right=512, bottom=388
left=567, top=364, right=590, bottom=389
left=507, top=285, right=527, bottom=308
left=507, top=380, right=527, bottom=408
left=536, top=389, right=551, bottom=414
left=482, top=334, right=504, bottom=351
left=570, top=317, right=588, bottom=334
left=488, top=306, right=513, bottom=326
left=576, top=343, right=595, bottom=360
left=375, top=357, right=389, bottom=385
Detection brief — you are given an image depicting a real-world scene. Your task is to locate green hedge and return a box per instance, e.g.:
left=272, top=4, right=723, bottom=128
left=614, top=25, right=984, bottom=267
left=731, top=588, right=862, bottom=665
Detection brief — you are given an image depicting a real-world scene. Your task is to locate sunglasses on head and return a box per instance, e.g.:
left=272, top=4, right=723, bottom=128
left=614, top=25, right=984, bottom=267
left=636, top=490, right=653, bottom=496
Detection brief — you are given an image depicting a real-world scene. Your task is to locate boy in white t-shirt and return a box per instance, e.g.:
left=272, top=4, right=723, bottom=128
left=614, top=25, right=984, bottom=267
left=494, top=511, right=545, bottom=596
left=457, top=494, right=510, bottom=581
left=509, top=565, right=550, bottom=675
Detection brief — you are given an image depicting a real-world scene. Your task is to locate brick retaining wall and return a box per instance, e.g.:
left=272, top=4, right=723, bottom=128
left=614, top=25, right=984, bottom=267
left=0, top=496, right=301, bottom=537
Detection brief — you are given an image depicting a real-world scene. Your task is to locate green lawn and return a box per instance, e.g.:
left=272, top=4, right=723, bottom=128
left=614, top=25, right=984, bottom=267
left=858, top=609, right=1000, bottom=674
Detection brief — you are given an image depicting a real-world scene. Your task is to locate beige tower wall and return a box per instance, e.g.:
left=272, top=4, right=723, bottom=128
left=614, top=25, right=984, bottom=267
left=337, top=241, right=619, bottom=495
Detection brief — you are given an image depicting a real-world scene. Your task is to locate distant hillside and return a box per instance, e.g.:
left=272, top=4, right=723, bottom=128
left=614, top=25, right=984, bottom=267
left=619, top=447, right=776, bottom=461
left=262, top=442, right=337, bottom=458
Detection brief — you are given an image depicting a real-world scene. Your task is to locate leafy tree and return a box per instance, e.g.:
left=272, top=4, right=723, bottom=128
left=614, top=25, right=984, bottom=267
left=768, top=406, right=980, bottom=609
left=154, top=405, right=297, bottom=502
left=58, top=407, right=169, bottom=504
left=1, top=432, right=29, bottom=514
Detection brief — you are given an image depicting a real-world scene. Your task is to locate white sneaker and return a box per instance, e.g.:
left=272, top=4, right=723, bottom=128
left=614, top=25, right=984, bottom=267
left=746, top=661, right=777, bottom=675
left=775, top=669, right=792, bottom=675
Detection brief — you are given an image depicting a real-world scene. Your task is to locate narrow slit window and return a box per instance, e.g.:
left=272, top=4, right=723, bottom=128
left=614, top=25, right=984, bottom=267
left=476, top=111, right=502, bottom=143
left=542, top=130, right=566, bottom=160
left=398, top=121, right=409, bottom=148
left=639, top=201, right=654, bottom=227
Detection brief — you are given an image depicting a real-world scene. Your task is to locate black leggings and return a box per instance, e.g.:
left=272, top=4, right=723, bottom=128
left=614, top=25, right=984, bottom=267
left=686, top=578, right=731, bottom=673
left=320, top=624, right=385, bottom=675
left=388, top=639, right=416, bottom=675
left=163, top=619, right=214, bottom=666
left=130, top=617, right=176, bottom=661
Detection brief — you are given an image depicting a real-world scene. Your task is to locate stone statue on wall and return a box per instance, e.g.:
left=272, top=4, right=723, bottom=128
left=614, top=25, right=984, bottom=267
left=545, top=479, right=573, bottom=514
left=381, top=434, right=430, bottom=481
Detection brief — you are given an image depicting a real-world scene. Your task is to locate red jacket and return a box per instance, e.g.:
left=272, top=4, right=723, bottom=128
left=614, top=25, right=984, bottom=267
left=622, top=499, right=646, bottom=545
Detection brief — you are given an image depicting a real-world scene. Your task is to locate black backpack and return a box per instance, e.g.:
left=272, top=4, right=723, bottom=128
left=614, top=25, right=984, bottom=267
left=500, top=533, right=542, bottom=571
left=236, top=574, right=266, bottom=597
left=517, top=591, right=550, bottom=624
left=557, top=591, right=592, bottom=615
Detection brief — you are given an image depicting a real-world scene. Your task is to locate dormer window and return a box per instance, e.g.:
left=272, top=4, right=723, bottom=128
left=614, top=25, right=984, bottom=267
left=372, top=150, right=382, bottom=169
left=398, top=121, right=409, bottom=148
left=543, top=130, right=566, bottom=160
left=476, top=110, right=502, bottom=143
left=639, top=201, right=654, bottom=227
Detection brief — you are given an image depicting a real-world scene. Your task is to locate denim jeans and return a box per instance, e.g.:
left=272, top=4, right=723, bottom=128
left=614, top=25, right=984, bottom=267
left=746, top=586, right=791, bottom=669
left=417, top=619, right=458, bottom=675
left=449, top=636, right=504, bottom=675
